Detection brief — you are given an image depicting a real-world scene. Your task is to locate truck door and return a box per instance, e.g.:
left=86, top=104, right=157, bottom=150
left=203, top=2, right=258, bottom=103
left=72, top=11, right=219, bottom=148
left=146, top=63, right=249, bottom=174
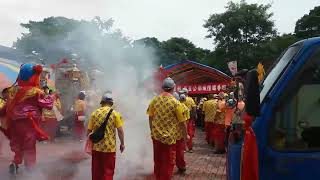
left=266, top=46, right=320, bottom=180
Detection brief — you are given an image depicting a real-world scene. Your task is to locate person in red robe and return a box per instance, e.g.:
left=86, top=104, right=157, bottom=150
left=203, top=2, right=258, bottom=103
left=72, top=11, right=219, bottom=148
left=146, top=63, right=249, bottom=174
left=0, top=63, right=54, bottom=175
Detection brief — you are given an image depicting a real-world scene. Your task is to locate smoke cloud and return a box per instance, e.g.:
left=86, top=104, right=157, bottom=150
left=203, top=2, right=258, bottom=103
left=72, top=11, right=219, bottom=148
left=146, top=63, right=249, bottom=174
left=85, top=27, right=156, bottom=179
left=69, top=17, right=157, bottom=179
left=0, top=17, right=157, bottom=179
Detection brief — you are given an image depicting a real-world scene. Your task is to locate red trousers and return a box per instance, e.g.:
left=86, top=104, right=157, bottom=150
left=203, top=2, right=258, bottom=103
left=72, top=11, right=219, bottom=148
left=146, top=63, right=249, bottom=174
left=213, top=124, right=226, bottom=151
left=152, top=139, right=176, bottom=180
left=41, top=118, right=58, bottom=140
left=187, top=119, right=195, bottom=150
left=188, top=119, right=195, bottom=138
left=92, top=150, right=116, bottom=180
left=205, top=122, right=214, bottom=145
left=175, top=139, right=186, bottom=169
left=73, top=120, right=85, bottom=140
left=9, top=119, right=37, bottom=168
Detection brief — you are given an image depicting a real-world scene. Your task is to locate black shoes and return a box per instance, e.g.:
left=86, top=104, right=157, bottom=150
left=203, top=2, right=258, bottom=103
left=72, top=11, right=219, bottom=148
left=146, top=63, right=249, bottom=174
left=9, top=163, right=18, bottom=175
left=213, top=149, right=226, bottom=154
left=178, top=168, right=187, bottom=174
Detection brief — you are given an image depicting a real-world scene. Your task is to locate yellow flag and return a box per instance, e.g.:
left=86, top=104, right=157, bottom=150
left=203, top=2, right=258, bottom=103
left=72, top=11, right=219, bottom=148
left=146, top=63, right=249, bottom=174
left=257, top=62, right=265, bottom=83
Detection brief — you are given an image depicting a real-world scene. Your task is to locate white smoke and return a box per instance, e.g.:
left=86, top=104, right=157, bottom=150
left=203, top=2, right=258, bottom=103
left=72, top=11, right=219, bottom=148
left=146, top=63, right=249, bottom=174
left=0, top=17, right=158, bottom=180
left=91, top=41, right=156, bottom=179
left=70, top=18, right=157, bottom=179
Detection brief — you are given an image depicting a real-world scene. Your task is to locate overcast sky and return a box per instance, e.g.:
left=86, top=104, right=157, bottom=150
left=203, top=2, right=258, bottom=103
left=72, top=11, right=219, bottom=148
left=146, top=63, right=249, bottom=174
left=0, top=0, right=318, bottom=49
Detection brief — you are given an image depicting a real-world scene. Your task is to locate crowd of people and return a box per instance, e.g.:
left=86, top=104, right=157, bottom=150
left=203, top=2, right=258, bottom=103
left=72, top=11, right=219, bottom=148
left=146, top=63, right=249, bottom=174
left=197, top=91, right=245, bottom=154
left=0, top=63, right=246, bottom=180
left=145, top=76, right=246, bottom=180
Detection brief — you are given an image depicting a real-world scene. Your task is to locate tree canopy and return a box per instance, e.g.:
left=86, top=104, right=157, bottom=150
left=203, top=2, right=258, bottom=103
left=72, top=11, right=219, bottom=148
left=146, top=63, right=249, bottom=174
left=204, top=1, right=276, bottom=69
left=295, top=6, right=320, bottom=39
left=13, top=2, right=320, bottom=75
left=133, top=37, right=209, bottom=66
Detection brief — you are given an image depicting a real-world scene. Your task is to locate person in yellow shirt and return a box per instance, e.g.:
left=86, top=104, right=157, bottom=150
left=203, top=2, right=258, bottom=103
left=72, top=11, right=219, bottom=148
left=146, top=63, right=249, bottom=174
left=73, top=91, right=87, bottom=141
left=203, top=94, right=218, bottom=147
left=213, top=92, right=227, bottom=154
left=147, top=78, right=188, bottom=180
left=87, top=93, right=125, bottom=180
left=180, top=88, right=196, bottom=152
left=172, top=92, right=189, bottom=173
left=197, top=97, right=207, bottom=130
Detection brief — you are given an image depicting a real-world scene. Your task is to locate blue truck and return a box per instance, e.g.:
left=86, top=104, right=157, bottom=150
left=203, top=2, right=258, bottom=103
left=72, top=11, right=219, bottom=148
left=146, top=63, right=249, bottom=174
left=227, top=37, right=320, bottom=180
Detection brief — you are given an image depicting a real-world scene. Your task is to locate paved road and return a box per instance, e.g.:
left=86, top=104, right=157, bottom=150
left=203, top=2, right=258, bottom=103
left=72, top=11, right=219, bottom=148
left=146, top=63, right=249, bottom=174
left=173, top=130, right=226, bottom=180
left=0, top=130, right=226, bottom=180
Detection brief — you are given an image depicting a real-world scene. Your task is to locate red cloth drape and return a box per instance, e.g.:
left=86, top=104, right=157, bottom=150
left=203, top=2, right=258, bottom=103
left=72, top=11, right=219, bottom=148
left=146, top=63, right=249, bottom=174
left=241, top=112, right=259, bottom=180
left=28, top=113, right=49, bottom=141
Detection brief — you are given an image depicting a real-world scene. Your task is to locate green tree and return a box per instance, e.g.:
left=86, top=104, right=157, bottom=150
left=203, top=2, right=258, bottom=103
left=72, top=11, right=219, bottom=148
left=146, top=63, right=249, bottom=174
left=260, top=34, right=298, bottom=59
left=161, top=37, right=209, bottom=65
left=202, top=48, right=228, bottom=72
left=133, top=37, right=210, bottom=66
left=256, top=33, right=298, bottom=70
left=203, top=0, right=276, bottom=69
left=295, top=6, right=320, bottom=39
left=162, top=37, right=196, bottom=61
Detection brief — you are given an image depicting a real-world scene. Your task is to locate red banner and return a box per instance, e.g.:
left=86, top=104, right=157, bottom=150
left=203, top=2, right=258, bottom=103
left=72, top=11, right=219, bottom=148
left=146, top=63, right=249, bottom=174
left=174, top=82, right=229, bottom=95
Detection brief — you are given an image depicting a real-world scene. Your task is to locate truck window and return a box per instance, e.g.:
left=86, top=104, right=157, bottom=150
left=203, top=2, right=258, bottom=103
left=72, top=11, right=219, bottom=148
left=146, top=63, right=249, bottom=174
left=260, top=44, right=301, bottom=103
left=269, top=47, right=320, bottom=151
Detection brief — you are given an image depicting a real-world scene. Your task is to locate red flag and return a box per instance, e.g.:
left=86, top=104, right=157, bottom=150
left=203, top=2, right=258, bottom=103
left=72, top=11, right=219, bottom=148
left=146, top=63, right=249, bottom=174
left=153, top=66, right=167, bottom=93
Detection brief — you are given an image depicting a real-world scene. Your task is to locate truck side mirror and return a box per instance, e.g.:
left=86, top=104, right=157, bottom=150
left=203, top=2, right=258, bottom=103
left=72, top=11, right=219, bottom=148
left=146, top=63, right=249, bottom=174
left=245, top=69, right=260, bottom=117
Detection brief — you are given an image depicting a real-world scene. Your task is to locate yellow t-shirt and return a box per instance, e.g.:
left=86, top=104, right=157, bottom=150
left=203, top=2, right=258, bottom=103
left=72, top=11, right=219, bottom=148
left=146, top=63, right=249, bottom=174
left=176, top=102, right=189, bottom=140
left=74, top=99, right=86, bottom=113
left=181, top=103, right=190, bottom=120
left=215, top=100, right=226, bottom=125
left=87, top=106, right=124, bottom=153
left=184, top=97, right=196, bottom=110
left=203, top=99, right=218, bottom=122
left=147, top=93, right=186, bottom=145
